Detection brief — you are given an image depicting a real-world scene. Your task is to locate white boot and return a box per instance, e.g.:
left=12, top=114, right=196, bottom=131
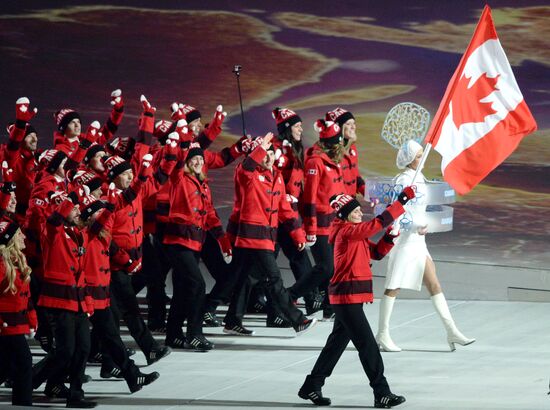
left=375, top=295, right=402, bottom=352
left=431, top=293, right=475, bottom=351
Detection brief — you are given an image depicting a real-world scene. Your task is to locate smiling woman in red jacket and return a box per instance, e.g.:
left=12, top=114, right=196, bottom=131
left=298, top=188, right=415, bottom=409
left=0, top=220, right=35, bottom=407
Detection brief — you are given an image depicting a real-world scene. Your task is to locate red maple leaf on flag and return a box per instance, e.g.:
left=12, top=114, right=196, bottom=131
left=451, top=73, right=500, bottom=128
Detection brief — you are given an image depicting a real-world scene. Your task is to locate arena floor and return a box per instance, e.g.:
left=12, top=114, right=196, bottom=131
left=2, top=296, right=548, bottom=410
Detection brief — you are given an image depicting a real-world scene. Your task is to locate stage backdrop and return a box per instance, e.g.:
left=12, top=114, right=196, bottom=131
left=1, top=1, right=548, bottom=269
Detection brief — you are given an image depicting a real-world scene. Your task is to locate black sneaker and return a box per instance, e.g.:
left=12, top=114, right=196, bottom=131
left=128, top=371, right=160, bottom=393
left=146, top=346, right=172, bottom=366
left=298, top=389, right=331, bottom=406
left=247, top=299, right=267, bottom=314
left=165, top=336, right=186, bottom=349
left=100, top=366, right=123, bottom=379
left=148, top=324, right=166, bottom=334
left=64, top=374, right=91, bottom=384
left=203, top=311, right=222, bottom=327
left=184, top=335, right=214, bottom=351
left=87, top=352, right=103, bottom=364
left=45, top=383, right=69, bottom=399
left=223, top=324, right=255, bottom=336
left=266, top=315, right=292, bottom=328
left=66, top=398, right=97, bottom=408
left=294, top=318, right=318, bottom=336
left=375, top=393, right=406, bottom=408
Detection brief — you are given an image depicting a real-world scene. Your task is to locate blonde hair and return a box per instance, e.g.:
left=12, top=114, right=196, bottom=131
left=0, top=229, right=31, bottom=295
left=184, top=161, right=207, bottom=182
left=318, top=141, right=345, bottom=164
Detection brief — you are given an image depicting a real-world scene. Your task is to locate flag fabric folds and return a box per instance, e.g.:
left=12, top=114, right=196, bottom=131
left=425, top=5, right=537, bottom=195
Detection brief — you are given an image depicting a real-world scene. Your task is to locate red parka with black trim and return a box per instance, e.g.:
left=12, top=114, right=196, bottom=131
left=38, top=198, right=93, bottom=313
left=0, top=263, right=37, bottom=336
left=303, top=145, right=345, bottom=237
left=328, top=201, right=405, bottom=305
left=231, top=145, right=305, bottom=251
left=341, top=143, right=366, bottom=197
left=163, top=157, right=224, bottom=251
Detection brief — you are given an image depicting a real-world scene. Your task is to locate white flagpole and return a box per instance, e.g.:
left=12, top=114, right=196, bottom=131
left=411, top=142, right=432, bottom=185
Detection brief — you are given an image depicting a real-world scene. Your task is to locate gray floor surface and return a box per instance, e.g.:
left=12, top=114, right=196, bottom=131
left=3, top=299, right=548, bottom=410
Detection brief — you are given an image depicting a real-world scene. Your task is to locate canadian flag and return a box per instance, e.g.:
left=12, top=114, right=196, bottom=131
left=425, top=5, right=537, bottom=195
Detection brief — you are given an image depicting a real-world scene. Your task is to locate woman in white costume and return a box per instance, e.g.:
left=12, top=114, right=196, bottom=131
left=376, top=140, right=475, bottom=352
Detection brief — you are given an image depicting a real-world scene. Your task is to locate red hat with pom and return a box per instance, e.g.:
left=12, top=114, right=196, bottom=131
left=272, top=107, right=302, bottom=135
left=325, top=107, right=354, bottom=127
left=314, top=119, right=342, bottom=146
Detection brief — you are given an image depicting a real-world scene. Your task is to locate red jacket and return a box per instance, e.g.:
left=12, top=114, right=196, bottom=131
left=273, top=139, right=305, bottom=208
left=328, top=201, right=404, bottom=304
left=38, top=199, right=92, bottom=313
left=341, top=143, right=366, bottom=197
left=84, top=209, right=115, bottom=310
left=24, top=173, right=66, bottom=279
left=154, top=141, right=242, bottom=236
left=303, top=145, right=345, bottom=236
left=4, top=124, right=38, bottom=223
left=0, top=263, right=37, bottom=336
left=109, top=158, right=174, bottom=271
left=163, top=166, right=223, bottom=251
left=231, top=146, right=305, bottom=251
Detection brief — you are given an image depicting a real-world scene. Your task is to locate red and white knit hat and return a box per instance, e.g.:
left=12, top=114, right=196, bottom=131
left=153, top=120, right=175, bottom=144
left=70, top=170, right=103, bottom=193
left=325, top=107, right=355, bottom=127
left=272, top=107, right=302, bottom=135
left=103, top=155, right=132, bottom=181
left=330, top=193, right=361, bottom=220
left=79, top=194, right=106, bottom=221
left=0, top=219, right=20, bottom=246
left=38, top=149, right=67, bottom=174
left=49, top=191, right=68, bottom=206
left=84, top=143, right=106, bottom=164
left=314, top=119, right=342, bottom=146
left=54, top=108, right=81, bottom=133
left=106, top=136, right=136, bottom=160
left=180, top=104, right=201, bottom=123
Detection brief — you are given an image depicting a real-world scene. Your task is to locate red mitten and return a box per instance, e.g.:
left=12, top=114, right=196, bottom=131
left=217, top=235, right=233, bottom=264
left=175, top=120, right=194, bottom=148
left=15, top=97, right=38, bottom=123
left=203, top=105, right=226, bottom=141
left=139, top=95, right=156, bottom=133
left=397, top=186, right=416, bottom=205
left=80, top=121, right=101, bottom=149
left=109, top=89, right=124, bottom=125
left=138, top=154, right=154, bottom=180
left=105, top=182, right=118, bottom=212
left=170, top=102, right=185, bottom=121
left=110, top=89, right=124, bottom=111
left=125, top=258, right=142, bottom=275
left=2, top=161, right=14, bottom=185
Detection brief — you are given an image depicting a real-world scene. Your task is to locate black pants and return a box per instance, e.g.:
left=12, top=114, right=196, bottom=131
left=136, top=233, right=171, bottom=327
left=302, top=303, right=390, bottom=399
left=0, top=335, right=32, bottom=406
left=165, top=244, right=205, bottom=339
left=30, top=275, right=53, bottom=351
left=110, top=270, right=159, bottom=356
left=275, top=226, right=313, bottom=283
left=201, top=232, right=238, bottom=313
left=32, top=309, right=91, bottom=402
left=89, top=307, right=139, bottom=381
left=224, top=247, right=306, bottom=328
left=289, top=235, right=333, bottom=300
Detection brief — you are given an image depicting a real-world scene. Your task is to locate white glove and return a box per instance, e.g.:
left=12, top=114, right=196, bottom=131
left=306, top=235, right=317, bottom=247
